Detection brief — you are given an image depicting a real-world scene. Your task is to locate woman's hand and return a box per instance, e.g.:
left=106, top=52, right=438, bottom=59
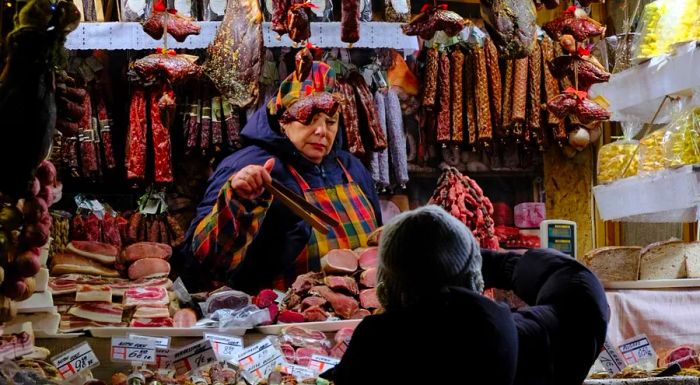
left=230, top=158, right=275, bottom=200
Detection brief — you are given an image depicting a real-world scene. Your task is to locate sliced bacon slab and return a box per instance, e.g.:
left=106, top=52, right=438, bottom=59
left=59, top=314, right=126, bottom=333
left=68, top=302, right=124, bottom=324
left=133, top=305, right=170, bottom=319
left=67, top=241, right=118, bottom=264
left=130, top=317, right=174, bottom=327
left=49, top=274, right=171, bottom=296
left=123, top=287, right=169, bottom=307
left=123, top=242, right=172, bottom=263
left=75, top=285, right=112, bottom=302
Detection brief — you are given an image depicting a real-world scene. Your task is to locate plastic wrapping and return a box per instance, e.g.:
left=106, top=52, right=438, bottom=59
left=662, top=107, right=700, bottom=168
left=120, top=0, right=152, bottom=21
left=597, top=120, right=642, bottom=183
left=359, top=0, right=372, bottom=22
left=200, top=290, right=251, bottom=317
left=279, top=326, right=331, bottom=351
left=202, top=0, right=226, bottom=20
left=633, top=0, right=697, bottom=60
left=208, top=305, right=271, bottom=328
left=384, top=0, right=410, bottom=22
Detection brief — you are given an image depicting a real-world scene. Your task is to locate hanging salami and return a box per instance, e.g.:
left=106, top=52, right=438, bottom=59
left=528, top=42, right=543, bottom=148
left=422, top=48, right=439, bottom=108
left=484, top=39, right=502, bottom=135
left=463, top=51, right=477, bottom=146
left=474, top=47, right=492, bottom=145
left=436, top=51, right=451, bottom=143
left=151, top=86, right=174, bottom=183
left=126, top=88, right=147, bottom=180
left=450, top=49, right=464, bottom=143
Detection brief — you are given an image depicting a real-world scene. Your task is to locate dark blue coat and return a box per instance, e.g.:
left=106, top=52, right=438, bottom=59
left=179, top=107, right=382, bottom=293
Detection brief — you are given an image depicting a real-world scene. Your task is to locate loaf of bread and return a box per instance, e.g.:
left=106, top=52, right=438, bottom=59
left=639, top=240, right=687, bottom=280
left=582, top=246, right=642, bottom=282
left=682, top=242, right=700, bottom=278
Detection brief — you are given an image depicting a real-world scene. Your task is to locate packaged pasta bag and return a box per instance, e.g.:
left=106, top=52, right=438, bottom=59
left=662, top=106, right=700, bottom=168
left=633, top=0, right=672, bottom=60
left=597, top=120, right=642, bottom=183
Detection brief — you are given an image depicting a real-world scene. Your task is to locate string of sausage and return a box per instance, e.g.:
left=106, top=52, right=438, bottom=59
left=527, top=40, right=543, bottom=149
left=422, top=48, right=439, bottom=108
left=511, top=57, right=529, bottom=141
left=484, top=39, right=502, bottom=138
left=474, top=46, right=492, bottom=146
left=501, top=60, right=514, bottom=137
left=436, top=51, right=451, bottom=143
left=463, top=49, right=477, bottom=146
left=151, top=84, right=174, bottom=183
left=338, top=79, right=365, bottom=156
left=126, top=88, right=147, bottom=180
left=451, top=49, right=464, bottom=143
left=541, top=36, right=567, bottom=143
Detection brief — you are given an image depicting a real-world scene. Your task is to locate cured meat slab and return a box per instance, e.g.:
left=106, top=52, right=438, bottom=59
left=321, top=249, right=358, bottom=275
left=309, top=286, right=359, bottom=319
left=130, top=317, right=174, bottom=327
left=51, top=253, right=120, bottom=277
left=123, top=287, right=169, bottom=307
left=68, top=302, right=124, bottom=324
left=67, top=241, right=118, bottom=264
left=75, top=285, right=112, bottom=302
left=128, top=258, right=171, bottom=280
left=49, top=274, right=171, bottom=296
left=133, top=305, right=170, bottom=319
left=123, top=242, right=172, bottom=262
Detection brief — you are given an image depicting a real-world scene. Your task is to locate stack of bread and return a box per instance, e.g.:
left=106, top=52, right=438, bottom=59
left=582, top=240, right=700, bottom=282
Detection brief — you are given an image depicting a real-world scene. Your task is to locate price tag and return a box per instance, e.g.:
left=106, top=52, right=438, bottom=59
left=51, top=342, right=100, bottom=380
left=204, top=333, right=244, bottom=362
left=155, top=348, right=172, bottom=369
left=172, top=339, right=218, bottom=376
left=281, top=363, right=317, bottom=380
left=111, top=338, right=156, bottom=364
left=129, top=334, right=171, bottom=349
left=598, top=340, right=626, bottom=375
left=618, top=334, right=657, bottom=366
left=308, top=355, right=340, bottom=374
left=236, top=338, right=284, bottom=379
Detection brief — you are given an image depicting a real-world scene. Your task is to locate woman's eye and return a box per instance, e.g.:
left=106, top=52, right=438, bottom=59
left=326, top=119, right=337, bottom=125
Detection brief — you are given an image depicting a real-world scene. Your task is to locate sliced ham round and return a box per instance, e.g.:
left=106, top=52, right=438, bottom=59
left=67, top=241, right=118, bottom=264
left=310, top=285, right=359, bottom=319
left=360, top=288, right=380, bottom=310
left=323, top=276, right=359, bottom=295
left=127, top=258, right=171, bottom=280
left=358, top=247, right=378, bottom=270
left=123, top=242, right=172, bottom=262
left=173, top=308, right=197, bottom=328
left=360, top=267, right=377, bottom=288
left=320, top=249, right=358, bottom=275
left=302, top=305, right=329, bottom=322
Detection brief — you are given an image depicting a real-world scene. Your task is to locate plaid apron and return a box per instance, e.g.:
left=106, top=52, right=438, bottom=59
left=274, top=160, right=378, bottom=288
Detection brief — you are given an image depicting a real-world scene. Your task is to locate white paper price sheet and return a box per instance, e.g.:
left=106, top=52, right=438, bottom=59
left=204, top=333, right=244, bottom=361
left=111, top=337, right=157, bottom=364
left=598, top=340, right=626, bottom=375
left=618, top=334, right=657, bottom=366
left=236, top=338, right=285, bottom=380
left=128, top=334, right=171, bottom=349
left=51, top=342, right=100, bottom=380
left=308, top=354, right=340, bottom=374
left=172, top=339, right=218, bottom=375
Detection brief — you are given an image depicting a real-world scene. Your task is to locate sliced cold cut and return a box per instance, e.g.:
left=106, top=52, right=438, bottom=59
left=127, top=258, right=171, bottom=280
left=67, top=241, right=118, bottom=264
left=360, top=267, right=377, bottom=288
left=323, top=276, right=359, bottom=295
left=123, top=242, right=172, bottom=262
left=133, top=305, right=170, bottom=319
left=358, top=247, right=378, bottom=269
left=302, top=305, right=329, bottom=322
left=321, top=249, right=358, bottom=275
left=123, top=287, right=169, bottom=307
left=360, top=288, right=380, bottom=309
left=310, top=285, right=359, bottom=319
left=301, top=296, right=327, bottom=311
left=75, top=285, right=112, bottom=302
left=173, top=308, right=197, bottom=328
left=51, top=253, right=120, bottom=278
left=130, top=317, right=174, bottom=327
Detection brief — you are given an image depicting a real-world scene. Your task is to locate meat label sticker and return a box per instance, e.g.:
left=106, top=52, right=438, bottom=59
left=308, top=355, right=340, bottom=374
left=51, top=342, right=100, bottom=380
left=281, top=363, right=317, bottom=380
left=236, top=338, right=284, bottom=379
left=598, top=340, right=625, bottom=375
left=204, top=333, right=244, bottom=362
left=618, top=334, right=657, bottom=366
left=155, top=348, right=172, bottom=369
left=171, top=339, right=218, bottom=375
left=128, top=334, right=171, bottom=349
left=110, top=338, right=156, bottom=364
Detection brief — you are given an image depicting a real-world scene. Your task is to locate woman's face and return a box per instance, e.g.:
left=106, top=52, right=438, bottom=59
left=282, top=112, right=339, bottom=164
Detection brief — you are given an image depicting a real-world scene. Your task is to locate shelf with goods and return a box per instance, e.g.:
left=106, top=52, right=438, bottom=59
left=64, top=21, right=420, bottom=50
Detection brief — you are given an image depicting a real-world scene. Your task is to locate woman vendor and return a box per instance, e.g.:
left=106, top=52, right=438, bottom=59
left=180, top=51, right=381, bottom=293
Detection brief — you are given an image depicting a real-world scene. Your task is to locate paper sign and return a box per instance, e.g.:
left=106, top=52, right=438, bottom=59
left=618, top=334, right=657, bottom=366
left=51, top=342, right=100, bottom=380
left=111, top=338, right=156, bottom=364
left=308, top=355, right=340, bottom=374
left=236, top=338, right=284, bottom=379
left=129, top=334, right=170, bottom=349
left=155, top=348, right=172, bottom=369
left=204, top=333, right=244, bottom=361
left=598, top=340, right=626, bottom=375
left=172, top=339, right=218, bottom=375
left=282, top=363, right=317, bottom=380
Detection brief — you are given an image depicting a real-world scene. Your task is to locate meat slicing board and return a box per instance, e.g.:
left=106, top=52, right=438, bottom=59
left=88, top=327, right=247, bottom=338
left=256, top=319, right=361, bottom=335
left=604, top=278, right=700, bottom=290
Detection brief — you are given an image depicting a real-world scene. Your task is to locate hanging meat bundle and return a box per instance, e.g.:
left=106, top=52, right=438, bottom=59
left=142, top=0, right=201, bottom=43
left=338, top=71, right=388, bottom=159
left=428, top=167, right=499, bottom=250
left=479, top=0, right=537, bottom=59
left=402, top=4, right=465, bottom=41
left=183, top=89, right=243, bottom=155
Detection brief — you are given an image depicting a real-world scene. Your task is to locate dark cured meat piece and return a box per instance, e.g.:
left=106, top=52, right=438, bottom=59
left=204, top=0, right=263, bottom=109
left=422, top=48, right=439, bottom=108
left=159, top=217, right=169, bottom=244
left=338, top=79, right=365, bottom=156
left=474, top=46, right=492, bottom=144
left=436, top=51, right=451, bottom=143
left=527, top=42, right=543, bottom=147
left=547, top=93, right=577, bottom=118
left=287, top=3, right=311, bottom=43
left=133, top=54, right=202, bottom=84
left=341, top=0, right=360, bottom=44
left=401, top=6, right=464, bottom=40
left=128, top=212, right=142, bottom=243
left=100, top=128, right=116, bottom=169
left=543, top=13, right=605, bottom=41
left=79, top=91, right=92, bottom=131
left=142, top=11, right=201, bottom=43
left=463, top=52, right=477, bottom=145
left=480, top=0, right=537, bottom=59
left=126, top=88, right=147, bottom=180
left=148, top=216, right=159, bottom=242
left=450, top=49, right=464, bottom=143
left=167, top=215, right=186, bottom=247
left=271, top=0, right=290, bottom=35
left=548, top=55, right=611, bottom=91
left=348, top=71, right=387, bottom=151
left=211, top=96, right=223, bottom=145
left=576, top=98, right=611, bottom=124
left=185, top=103, right=200, bottom=150
left=280, top=93, right=341, bottom=125
left=200, top=103, right=212, bottom=152
left=151, top=85, right=174, bottom=183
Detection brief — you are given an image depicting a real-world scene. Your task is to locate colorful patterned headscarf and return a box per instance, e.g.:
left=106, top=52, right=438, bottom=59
left=268, top=61, right=339, bottom=123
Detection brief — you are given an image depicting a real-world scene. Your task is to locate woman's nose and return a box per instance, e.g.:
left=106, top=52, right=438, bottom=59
left=312, top=121, right=327, bottom=135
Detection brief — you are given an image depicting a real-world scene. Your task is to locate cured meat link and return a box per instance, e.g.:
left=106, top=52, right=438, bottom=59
left=422, top=48, right=439, bottom=107
left=528, top=41, right=543, bottom=147
left=484, top=39, right=502, bottom=136
left=511, top=57, right=529, bottom=140
left=100, top=128, right=116, bottom=169
left=501, top=60, right=514, bottom=134
left=223, top=101, right=241, bottom=147
left=127, top=88, right=147, bottom=180
left=541, top=36, right=561, bottom=127
left=451, top=49, right=464, bottom=143
left=151, top=86, right=174, bottom=183
left=338, top=79, right=365, bottom=156
left=341, top=0, right=360, bottom=44
left=211, top=96, right=223, bottom=145
left=464, top=51, right=477, bottom=145
left=348, top=72, right=387, bottom=151
left=185, top=102, right=200, bottom=150
left=474, top=46, right=492, bottom=144
left=436, top=51, right=451, bottom=143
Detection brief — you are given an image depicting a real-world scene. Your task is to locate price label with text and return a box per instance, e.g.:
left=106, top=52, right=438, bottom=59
left=598, top=340, right=626, bottom=375
left=155, top=348, right=172, bottom=369
left=111, top=338, right=156, bottom=364
left=236, top=338, right=284, bottom=379
left=204, top=333, right=244, bottom=361
left=282, top=363, right=317, bottom=380
left=618, top=334, right=657, bottom=366
left=128, top=334, right=170, bottom=349
left=308, top=354, right=340, bottom=374
left=172, top=339, right=217, bottom=375
left=51, top=342, right=100, bottom=380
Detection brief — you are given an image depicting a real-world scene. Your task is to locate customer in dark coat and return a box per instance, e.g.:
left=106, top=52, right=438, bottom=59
left=332, top=205, right=609, bottom=385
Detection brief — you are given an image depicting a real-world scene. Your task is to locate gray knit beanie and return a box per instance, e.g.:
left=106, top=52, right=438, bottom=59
left=377, top=205, right=484, bottom=310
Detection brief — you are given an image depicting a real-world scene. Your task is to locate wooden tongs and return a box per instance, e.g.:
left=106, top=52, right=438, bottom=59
left=264, top=179, right=339, bottom=234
